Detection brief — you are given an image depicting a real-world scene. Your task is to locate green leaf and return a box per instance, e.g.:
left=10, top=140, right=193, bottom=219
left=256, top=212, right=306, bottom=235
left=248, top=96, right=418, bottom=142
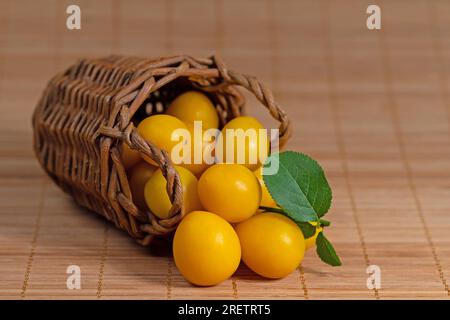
left=297, top=222, right=316, bottom=239
left=316, top=232, right=341, bottom=266
left=259, top=206, right=317, bottom=238
left=260, top=207, right=317, bottom=239
left=319, top=218, right=331, bottom=227
left=263, top=151, right=332, bottom=222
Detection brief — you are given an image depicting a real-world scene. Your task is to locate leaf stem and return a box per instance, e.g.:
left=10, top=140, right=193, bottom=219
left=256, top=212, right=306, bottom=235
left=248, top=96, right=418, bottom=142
left=258, top=206, right=286, bottom=214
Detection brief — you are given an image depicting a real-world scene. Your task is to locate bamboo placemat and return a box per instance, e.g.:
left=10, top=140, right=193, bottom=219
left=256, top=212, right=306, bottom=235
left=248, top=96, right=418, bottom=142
left=0, top=0, right=449, bottom=299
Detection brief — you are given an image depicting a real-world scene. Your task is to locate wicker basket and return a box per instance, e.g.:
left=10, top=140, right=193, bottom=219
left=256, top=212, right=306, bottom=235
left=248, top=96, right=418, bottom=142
left=32, top=55, right=292, bottom=245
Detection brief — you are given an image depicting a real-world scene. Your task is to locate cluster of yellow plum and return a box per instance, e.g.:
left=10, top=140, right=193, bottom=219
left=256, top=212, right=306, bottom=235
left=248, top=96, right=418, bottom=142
left=122, top=91, right=320, bottom=286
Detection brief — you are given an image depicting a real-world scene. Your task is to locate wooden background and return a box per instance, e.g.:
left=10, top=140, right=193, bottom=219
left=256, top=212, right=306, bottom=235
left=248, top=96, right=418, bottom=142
left=1, top=0, right=450, bottom=299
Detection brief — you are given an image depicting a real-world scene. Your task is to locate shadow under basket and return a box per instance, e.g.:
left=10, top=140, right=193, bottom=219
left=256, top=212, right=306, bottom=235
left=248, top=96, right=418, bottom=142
left=32, top=55, right=292, bottom=246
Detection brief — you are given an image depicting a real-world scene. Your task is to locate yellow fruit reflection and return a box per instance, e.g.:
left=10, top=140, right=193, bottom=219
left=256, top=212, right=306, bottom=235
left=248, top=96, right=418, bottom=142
left=215, top=116, right=269, bottom=171
left=235, top=213, right=305, bottom=279
left=179, top=126, right=216, bottom=178
left=166, top=91, right=219, bottom=130
left=253, top=167, right=276, bottom=207
left=137, top=115, right=188, bottom=165
left=173, top=211, right=241, bottom=286
left=128, top=161, right=157, bottom=211
left=198, top=164, right=261, bottom=223
left=144, top=166, right=202, bottom=219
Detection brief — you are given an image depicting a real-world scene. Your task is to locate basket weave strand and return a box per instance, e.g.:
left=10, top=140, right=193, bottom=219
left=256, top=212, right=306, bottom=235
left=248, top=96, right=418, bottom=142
left=32, top=55, right=291, bottom=245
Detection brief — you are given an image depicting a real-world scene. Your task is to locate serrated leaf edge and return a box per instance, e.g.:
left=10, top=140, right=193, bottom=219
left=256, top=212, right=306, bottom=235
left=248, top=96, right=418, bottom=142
left=262, top=151, right=333, bottom=221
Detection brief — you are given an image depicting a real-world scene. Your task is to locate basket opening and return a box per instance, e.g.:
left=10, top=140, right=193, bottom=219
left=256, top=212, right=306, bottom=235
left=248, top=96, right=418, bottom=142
left=130, top=77, right=227, bottom=128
